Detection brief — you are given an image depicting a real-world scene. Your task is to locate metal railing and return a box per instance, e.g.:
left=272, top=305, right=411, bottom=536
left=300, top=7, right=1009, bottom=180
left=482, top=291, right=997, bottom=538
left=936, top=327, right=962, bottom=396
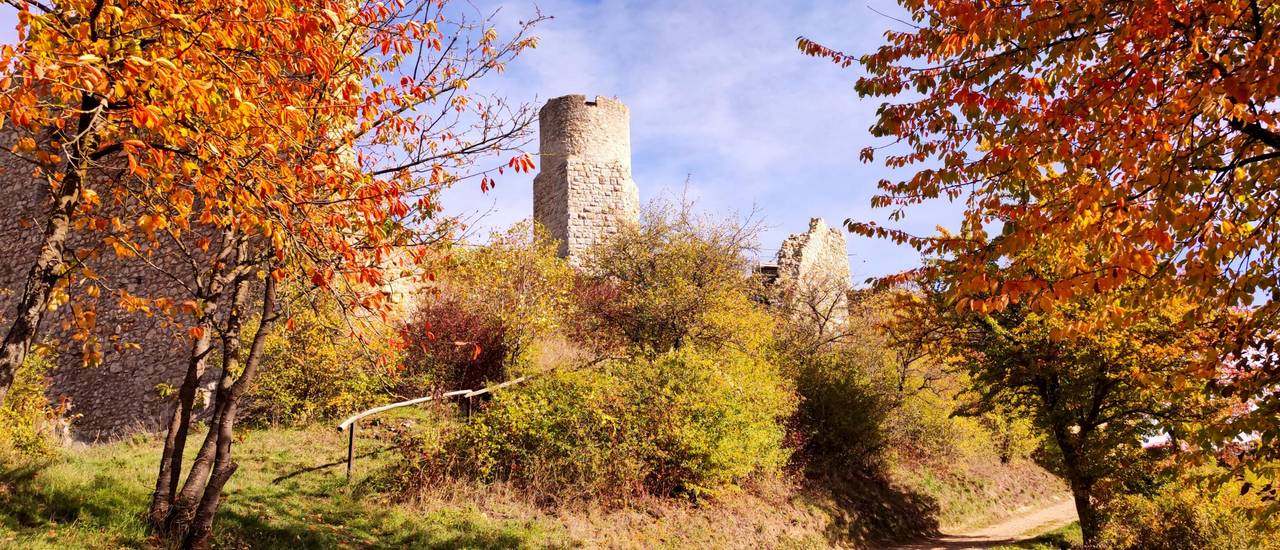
left=335, top=376, right=528, bottom=479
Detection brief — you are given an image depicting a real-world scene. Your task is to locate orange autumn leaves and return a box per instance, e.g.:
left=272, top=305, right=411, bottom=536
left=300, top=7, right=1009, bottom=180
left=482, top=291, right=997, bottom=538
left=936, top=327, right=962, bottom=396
left=801, top=0, right=1280, bottom=326
left=801, top=0, right=1280, bottom=474
left=0, top=0, right=542, bottom=351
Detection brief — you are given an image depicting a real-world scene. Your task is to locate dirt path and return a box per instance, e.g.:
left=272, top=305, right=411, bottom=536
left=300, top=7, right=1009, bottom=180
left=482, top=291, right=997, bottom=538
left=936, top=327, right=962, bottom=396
left=884, top=498, right=1078, bottom=550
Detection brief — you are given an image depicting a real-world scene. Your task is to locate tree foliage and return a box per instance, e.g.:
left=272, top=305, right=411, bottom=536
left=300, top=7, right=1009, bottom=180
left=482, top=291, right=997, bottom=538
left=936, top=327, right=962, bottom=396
left=438, top=347, right=794, bottom=502
left=243, top=288, right=397, bottom=427
left=909, top=255, right=1211, bottom=545
left=800, top=0, right=1280, bottom=468
left=0, top=0, right=541, bottom=546
left=399, top=222, right=575, bottom=391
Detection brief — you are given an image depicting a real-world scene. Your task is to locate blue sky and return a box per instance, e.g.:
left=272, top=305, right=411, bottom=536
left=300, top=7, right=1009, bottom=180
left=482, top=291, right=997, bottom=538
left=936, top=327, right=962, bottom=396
left=0, top=1, right=964, bottom=285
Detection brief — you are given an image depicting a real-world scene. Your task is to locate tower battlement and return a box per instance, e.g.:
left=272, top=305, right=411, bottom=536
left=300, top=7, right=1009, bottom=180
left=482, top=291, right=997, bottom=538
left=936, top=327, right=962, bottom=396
left=533, top=94, right=640, bottom=261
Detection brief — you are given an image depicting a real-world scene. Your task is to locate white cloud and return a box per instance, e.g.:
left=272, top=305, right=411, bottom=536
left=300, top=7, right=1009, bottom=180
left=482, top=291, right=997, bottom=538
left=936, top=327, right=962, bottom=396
left=442, top=0, right=964, bottom=282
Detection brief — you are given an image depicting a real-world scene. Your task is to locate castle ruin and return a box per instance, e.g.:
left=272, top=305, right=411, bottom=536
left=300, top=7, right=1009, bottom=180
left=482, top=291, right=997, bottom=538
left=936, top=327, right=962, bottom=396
left=773, top=218, right=852, bottom=330
left=0, top=94, right=852, bottom=437
left=533, top=95, right=640, bottom=263
left=531, top=94, right=852, bottom=328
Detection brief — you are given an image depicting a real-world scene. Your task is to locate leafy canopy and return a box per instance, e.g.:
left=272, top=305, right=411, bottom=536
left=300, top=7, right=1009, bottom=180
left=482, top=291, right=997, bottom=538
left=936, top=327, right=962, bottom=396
left=799, top=0, right=1280, bottom=468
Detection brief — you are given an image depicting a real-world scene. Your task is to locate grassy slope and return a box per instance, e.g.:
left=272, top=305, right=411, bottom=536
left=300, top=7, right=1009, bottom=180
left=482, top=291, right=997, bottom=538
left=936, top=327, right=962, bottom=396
left=891, top=455, right=1069, bottom=531
left=1, top=425, right=572, bottom=549
left=0, top=423, right=1067, bottom=549
left=993, top=522, right=1083, bottom=550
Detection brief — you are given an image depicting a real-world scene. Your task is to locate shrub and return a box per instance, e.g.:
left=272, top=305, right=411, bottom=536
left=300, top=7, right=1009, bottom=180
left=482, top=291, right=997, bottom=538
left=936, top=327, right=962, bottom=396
left=242, top=293, right=396, bottom=426
left=0, top=348, right=62, bottom=458
left=576, top=196, right=764, bottom=355
left=786, top=347, right=891, bottom=469
left=400, top=294, right=509, bottom=392
left=777, top=290, right=988, bottom=470
left=1098, top=483, right=1264, bottom=550
left=977, top=408, right=1041, bottom=464
left=399, top=221, right=574, bottom=391
left=437, top=347, right=795, bottom=501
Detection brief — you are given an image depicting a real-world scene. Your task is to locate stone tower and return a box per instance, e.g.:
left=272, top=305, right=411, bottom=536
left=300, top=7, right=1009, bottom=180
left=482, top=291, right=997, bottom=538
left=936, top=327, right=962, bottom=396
left=533, top=95, right=640, bottom=262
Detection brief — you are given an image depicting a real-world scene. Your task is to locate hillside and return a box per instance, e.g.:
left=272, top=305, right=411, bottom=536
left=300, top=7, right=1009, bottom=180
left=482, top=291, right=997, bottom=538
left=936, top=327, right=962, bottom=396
left=0, top=419, right=1067, bottom=549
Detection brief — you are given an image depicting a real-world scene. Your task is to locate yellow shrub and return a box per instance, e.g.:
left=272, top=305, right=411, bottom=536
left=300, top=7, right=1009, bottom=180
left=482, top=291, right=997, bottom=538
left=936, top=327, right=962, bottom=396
left=437, top=347, right=795, bottom=502
left=0, top=349, right=61, bottom=459
left=243, top=294, right=397, bottom=426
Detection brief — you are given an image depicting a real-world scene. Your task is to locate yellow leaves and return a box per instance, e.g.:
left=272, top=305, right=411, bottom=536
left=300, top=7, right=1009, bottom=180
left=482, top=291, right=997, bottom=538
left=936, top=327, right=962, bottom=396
left=137, top=214, right=169, bottom=233
left=47, top=286, right=69, bottom=311
left=131, top=106, right=163, bottom=130
left=118, top=291, right=152, bottom=316
left=154, top=57, right=179, bottom=72
left=76, top=54, right=102, bottom=64
left=105, top=236, right=135, bottom=258
left=81, top=187, right=100, bottom=208
left=321, top=8, right=341, bottom=28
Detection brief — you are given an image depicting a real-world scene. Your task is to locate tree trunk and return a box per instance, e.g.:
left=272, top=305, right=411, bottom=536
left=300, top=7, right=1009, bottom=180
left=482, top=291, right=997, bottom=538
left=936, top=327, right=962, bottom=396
left=148, top=321, right=214, bottom=532
left=1051, top=422, right=1100, bottom=547
left=175, top=270, right=278, bottom=549
left=165, top=405, right=222, bottom=533
left=1069, top=477, right=1100, bottom=548
left=0, top=95, right=102, bottom=406
left=149, top=234, right=243, bottom=533
left=165, top=278, right=252, bottom=534
left=182, top=458, right=237, bottom=550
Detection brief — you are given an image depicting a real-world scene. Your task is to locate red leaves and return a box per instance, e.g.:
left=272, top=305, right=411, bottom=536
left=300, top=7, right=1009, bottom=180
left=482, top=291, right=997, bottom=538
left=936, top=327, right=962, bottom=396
left=507, top=153, right=535, bottom=173
left=796, top=36, right=855, bottom=68
left=819, top=0, right=1280, bottom=337
left=310, top=267, right=334, bottom=289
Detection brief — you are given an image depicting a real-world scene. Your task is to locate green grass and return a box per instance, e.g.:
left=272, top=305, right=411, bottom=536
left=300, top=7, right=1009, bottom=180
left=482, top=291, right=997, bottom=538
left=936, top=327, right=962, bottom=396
left=992, top=522, right=1083, bottom=550
left=0, top=417, right=1075, bottom=549
left=0, top=423, right=573, bottom=549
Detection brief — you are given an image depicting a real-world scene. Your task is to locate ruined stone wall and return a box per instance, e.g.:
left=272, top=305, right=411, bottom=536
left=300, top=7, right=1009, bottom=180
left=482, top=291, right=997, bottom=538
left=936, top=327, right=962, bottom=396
left=0, top=132, right=196, bottom=439
left=775, top=218, right=852, bottom=329
left=533, top=95, right=640, bottom=262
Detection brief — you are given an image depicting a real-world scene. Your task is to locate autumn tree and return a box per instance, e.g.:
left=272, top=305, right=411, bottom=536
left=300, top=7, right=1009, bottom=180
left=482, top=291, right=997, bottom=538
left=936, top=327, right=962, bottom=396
left=150, top=5, right=541, bottom=549
left=1, top=0, right=540, bottom=546
left=0, top=0, right=263, bottom=405
left=903, top=244, right=1211, bottom=545
left=800, top=1, right=1280, bottom=469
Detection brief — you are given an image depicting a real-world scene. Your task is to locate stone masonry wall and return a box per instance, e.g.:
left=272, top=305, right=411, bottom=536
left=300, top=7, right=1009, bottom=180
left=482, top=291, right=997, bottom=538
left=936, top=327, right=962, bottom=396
left=0, top=131, right=197, bottom=439
left=533, top=95, right=640, bottom=262
left=775, top=218, right=852, bottom=328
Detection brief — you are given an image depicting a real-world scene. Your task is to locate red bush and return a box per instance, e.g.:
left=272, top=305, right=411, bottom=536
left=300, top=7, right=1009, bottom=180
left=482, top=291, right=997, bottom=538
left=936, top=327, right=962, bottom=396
left=399, top=295, right=508, bottom=392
